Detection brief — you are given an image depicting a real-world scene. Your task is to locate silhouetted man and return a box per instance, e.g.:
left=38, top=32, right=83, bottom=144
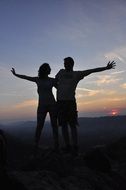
left=55, top=57, right=116, bottom=155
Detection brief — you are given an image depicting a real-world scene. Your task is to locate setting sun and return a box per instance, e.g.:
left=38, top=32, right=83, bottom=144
left=110, top=109, right=119, bottom=116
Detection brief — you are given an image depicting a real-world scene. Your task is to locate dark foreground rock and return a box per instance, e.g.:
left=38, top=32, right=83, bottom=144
left=6, top=143, right=126, bottom=190
left=2, top=126, right=126, bottom=190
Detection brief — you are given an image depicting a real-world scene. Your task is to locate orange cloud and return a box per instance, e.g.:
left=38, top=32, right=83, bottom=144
left=77, top=94, right=126, bottom=113
left=77, top=88, right=116, bottom=99
left=120, top=83, right=126, bottom=89
left=77, top=88, right=100, bottom=97
left=13, top=99, right=37, bottom=109
left=95, top=75, right=120, bottom=85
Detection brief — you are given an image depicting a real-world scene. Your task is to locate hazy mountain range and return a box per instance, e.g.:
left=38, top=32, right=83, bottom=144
left=0, top=115, right=126, bottom=148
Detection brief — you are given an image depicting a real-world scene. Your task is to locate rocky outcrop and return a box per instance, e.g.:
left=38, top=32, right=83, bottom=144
left=3, top=125, right=126, bottom=190
left=8, top=143, right=126, bottom=190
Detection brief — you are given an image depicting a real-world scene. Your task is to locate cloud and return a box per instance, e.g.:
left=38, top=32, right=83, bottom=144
left=77, top=88, right=100, bottom=97
left=104, top=46, right=126, bottom=64
left=77, top=95, right=126, bottom=113
left=84, top=72, right=121, bottom=86
left=105, top=52, right=125, bottom=63
left=111, top=70, right=126, bottom=75
left=107, top=97, right=126, bottom=102
left=77, top=87, right=116, bottom=97
left=120, top=83, right=126, bottom=89
left=95, top=75, right=120, bottom=85
left=13, top=99, right=37, bottom=109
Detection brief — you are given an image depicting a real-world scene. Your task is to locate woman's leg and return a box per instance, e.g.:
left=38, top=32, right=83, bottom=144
left=49, top=106, right=59, bottom=150
left=35, top=110, right=47, bottom=149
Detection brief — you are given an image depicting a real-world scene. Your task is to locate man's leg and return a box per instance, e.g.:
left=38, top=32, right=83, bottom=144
left=69, top=124, right=79, bottom=155
left=69, top=100, right=79, bottom=154
left=62, top=124, right=71, bottom=150
left=69, top=124, right=78, bottom=147
left=57, top=101, right=71, bottom=151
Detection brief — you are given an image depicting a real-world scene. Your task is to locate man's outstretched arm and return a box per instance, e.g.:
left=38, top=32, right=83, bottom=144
left=11, top=68, right=37, bottom=82
left=82, top=61, right=116, bottom=77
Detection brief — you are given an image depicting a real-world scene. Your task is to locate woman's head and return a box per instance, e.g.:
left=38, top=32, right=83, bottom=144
left=38, top=63, right=51, bottom=78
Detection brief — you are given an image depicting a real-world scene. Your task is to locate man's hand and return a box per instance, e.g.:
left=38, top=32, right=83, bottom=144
left=106, top=61, right=116, bottom=70
left=11, top=68, right=16, bottom=75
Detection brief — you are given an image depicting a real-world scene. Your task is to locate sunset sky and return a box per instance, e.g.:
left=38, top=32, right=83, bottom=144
left=0, top=0, right=126, bottom=123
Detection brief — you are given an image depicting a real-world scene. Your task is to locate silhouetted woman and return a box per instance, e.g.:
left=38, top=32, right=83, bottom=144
left=11, top=63, right=59, bottom=152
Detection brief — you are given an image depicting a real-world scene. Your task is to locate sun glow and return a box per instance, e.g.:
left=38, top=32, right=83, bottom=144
left=110, top=109, right=119, bottom=116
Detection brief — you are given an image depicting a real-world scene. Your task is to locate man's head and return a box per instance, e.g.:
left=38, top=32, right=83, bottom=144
left=64, top=57, right=74, bottom=71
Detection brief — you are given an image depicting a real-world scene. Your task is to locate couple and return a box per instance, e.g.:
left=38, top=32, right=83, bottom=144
left=11, top=57, right=116, bottom=154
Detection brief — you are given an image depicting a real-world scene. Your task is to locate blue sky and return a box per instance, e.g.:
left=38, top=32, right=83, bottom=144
left=0, top=0, right=126, bottom=123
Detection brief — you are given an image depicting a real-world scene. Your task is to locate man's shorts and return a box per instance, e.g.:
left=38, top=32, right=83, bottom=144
left=57, top=100, right=79, bottom=126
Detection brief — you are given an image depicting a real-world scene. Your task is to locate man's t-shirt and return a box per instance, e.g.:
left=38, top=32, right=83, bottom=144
left=55, top=69, right=84, bottom=100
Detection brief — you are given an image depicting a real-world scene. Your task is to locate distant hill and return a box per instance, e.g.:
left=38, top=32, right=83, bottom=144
left=0, top=115, right=125, bottom=151
left=0, top=115, right=126, bottom=144
left=78, top=115, right=126, bottom=150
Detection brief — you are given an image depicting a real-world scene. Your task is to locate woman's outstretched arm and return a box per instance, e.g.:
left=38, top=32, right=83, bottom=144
left=11, top=68, right=37, bottom=82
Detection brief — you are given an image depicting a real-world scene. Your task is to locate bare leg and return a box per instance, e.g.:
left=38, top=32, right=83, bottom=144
left=69, top=124, right=78, bottom=147
left=70, top=124, right=79, bottom=155
left=35, top=124, right=43, bottom=148
left=62, top=124, right=70, bottom=147
left=49, top=108, right=59, bottom=150
left=34, top=112, right=47, bottom=151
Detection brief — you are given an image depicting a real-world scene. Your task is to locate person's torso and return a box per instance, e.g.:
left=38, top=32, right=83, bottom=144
left=56, top=70, right=82, bottom=100
left=36, top=77, right=56, bottom=105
